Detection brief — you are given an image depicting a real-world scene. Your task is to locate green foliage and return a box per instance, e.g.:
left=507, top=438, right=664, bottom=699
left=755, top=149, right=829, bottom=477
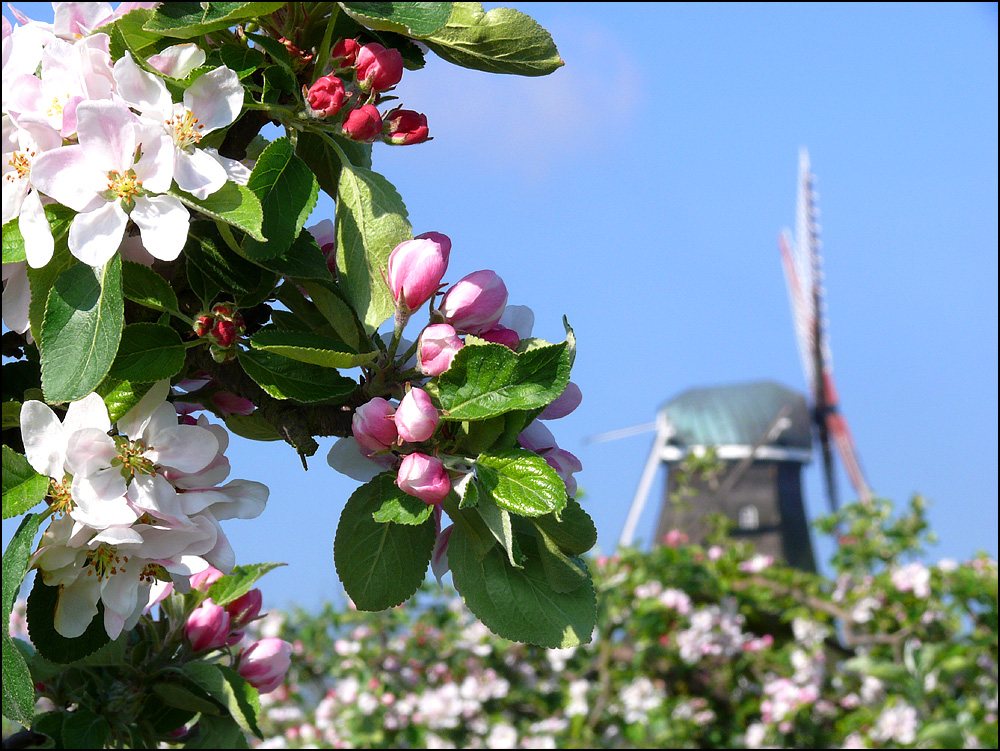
left=142, top=2, right=287, bottom=38
left=237, top=348, right=358, bottom=403
left=39, top=257, right=123, bottom=403
left=1, top=447, right=47, bottom=519
left=334, top=474, right=437, bottom=610
left=206, top=562, right=285, bottom=607
left=25, top=580, right=111, bottom=664
left=121, top=260, right=180, bottom=315
left=340, top=2, right=452, bottom=36
left=249, top=328, right=377, bottom=369
left=109, top=323, right=186, bottom=382
left=473, top=449, right=567, bottom=517
left=171, top=182, right=266, bottom=242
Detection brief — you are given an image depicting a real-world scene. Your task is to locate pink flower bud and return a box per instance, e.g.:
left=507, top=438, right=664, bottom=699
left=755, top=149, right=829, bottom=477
left=185, top=598, right=230, bottom=652
left=238, top=638, right=293, bottom=694
left=415, top=231, right=452, bottom=261
left=331, top=38, right=361, bottom=69
left=477, top=325, right=519, bottom=350
left=417, top=323, right=464, bottom=376
left=226, top=588, right=263, bottom=629
left=396, top=453, right=450, bottom=505
left=543, top=448, right=583, bottom=498
left=383, top=108, right=429, bottom=145
left=352, top=397, right=398, bottom=453
left=387, top=236, right=449, bottom=313
left=394, top=388, right=439, bottom=443
left=355, top=43, right=404, bottom=92
left=189, top=566, right=223, bottom=592
left=438, top=270, right=508, bottom=335
left=307, top=75, right=349, bottom=117
left=342, top=104, right=383, bottom=142
left=211, top=391, right=255, bottom=416
left=539, top=381, right=582, bottom=420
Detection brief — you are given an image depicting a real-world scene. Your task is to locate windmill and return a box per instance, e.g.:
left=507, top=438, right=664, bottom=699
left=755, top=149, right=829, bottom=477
left=594, top=149, right=871, bottom=567
left=779, top=147, right=873, bottom=514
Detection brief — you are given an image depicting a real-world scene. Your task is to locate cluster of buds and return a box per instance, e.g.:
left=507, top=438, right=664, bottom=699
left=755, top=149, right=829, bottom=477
left=304, top=38, right=429, bottom=146
left=182, top=572, right=291, bottom=693
left=193, top=302, right=246, bottom=362
left=330, top=232, right=583, bottom=507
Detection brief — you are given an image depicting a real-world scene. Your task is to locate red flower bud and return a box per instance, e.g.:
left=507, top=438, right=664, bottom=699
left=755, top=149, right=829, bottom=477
left=330, top=38, right=361, bottom=69
left=383, top=108, right=429, bottom=145
left=342, top=104, right=383, bottom=142
left=194, top=314, right=213, bottom=337
left=307, top=75, right=349, bottom=118
left=212, top=319, right=237, bottom=347
left=396, top=453, right=450, bottom=505
left=355, top=43, right=404, bottom=92
left=226, top=588, right=263, bottom=630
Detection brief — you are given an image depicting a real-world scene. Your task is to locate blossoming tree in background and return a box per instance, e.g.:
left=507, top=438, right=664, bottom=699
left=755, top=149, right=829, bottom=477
left=2, top=2, right=594, bottom=746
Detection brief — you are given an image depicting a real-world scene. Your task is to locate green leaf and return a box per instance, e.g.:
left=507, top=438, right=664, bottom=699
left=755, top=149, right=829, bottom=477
left=220, top=45, right=268, bottom=78
left=237, top=348, right=357, bottom=403
left=225, top=413, right=282, bottom=442
left=122, top=260, right=180, bottom=314
left=171, top=181, right=265, bottom=242
left=185, top=257, right=221, bottom=306
left=2, top=219, right=25, bottom=263
left=1, top=634, right=34, bottom=727
left=143, top=2, right=287, bottom=38
left=184, top=224, right=265, bottom=296
left=206, top=562, right=285, bottom=607
left=296, top=130, right=371, bottom=200
left=260, top=64, right=298, bottom=105
left=187, top=714, right=250, bottom=749
left=251, top=228, right=334, bottom=281
left=39, top=255, right=124, bottom=403
left=474, top=449, right=566, bottom=518
left=61, top=708, right=111, bottom=749
left=109, top=323, right=185, bottom=382
left=152, top=682, right=221, bottom=715
left=449, top=523, right=595, bottom=648
left=340, top=2, right=452, bottom=36
left=242, top=137, right=320, bottom=261
left=418, top=3, right=563, bottom=77
left=2, top=401, right=21, bottom=430
left=372, top=484, right=435, bottom=525
left=183, top=662, right=262, bottom=739
left=26, top=208, right=77, bottom=344
left=334, top=474, right=436, bottom=610
left=530, top=498, right=597, bottom=556
left=101, top=7, right=160, bottom=58
left=32, top=711, right=65, bottom=747
left=298, top=281, right=369, bottom=352
left=434, top=342, right=571, bottom=421
left=475, top=499, right=523, bottom=568
left=250, top=327, right=376, bottom=369
left=25, top=579, right=110, bottom=664
left=533, top=525, right=588, bottom=593
left=96, top=378, right=154, bottom=423
left=333, top=144, right=412, bottom=333
left=2, top=447, right=48, bottom=519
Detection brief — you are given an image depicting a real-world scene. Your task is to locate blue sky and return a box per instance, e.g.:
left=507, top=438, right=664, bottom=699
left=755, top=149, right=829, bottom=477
left=4, top=3, right=997, bottom=610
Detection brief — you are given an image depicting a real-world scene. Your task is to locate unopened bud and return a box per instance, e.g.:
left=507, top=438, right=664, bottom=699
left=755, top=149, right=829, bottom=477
left=477, top=325, right=519, bottom=350
left=355, top=43, right=403, bottom=92
left=437, top=270, right=508, bottom=335
left=238, top=638, right=292, bottom=694
left=185, top=598, right=230, bottom=652
left=226, top=588, right=263, bottom=629
left=352, top=397, right=398, bottom=454
left=190, top=566, right=223, bottom=592
left=194, top=314, right=213, bottom=337
left=307, top=75, right=349, bottom=118
left=330, top=38, right=361, bottom=69
left=417, top=323, right=464, bottom=376
left=396, top=453, right=450, bottom=505
left=342, top=104, right=383, bottom=142
left=212, top=319, right=237, bottom=347
left=394, top=387, right=439, bottom=443
left=387, top=236, right=449, bottom=313
left=383, top=108, right=429, bottom=145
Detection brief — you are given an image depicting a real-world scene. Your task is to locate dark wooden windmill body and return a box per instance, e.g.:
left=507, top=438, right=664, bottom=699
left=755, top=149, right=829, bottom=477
left=652, top=381, right=817, bottom=571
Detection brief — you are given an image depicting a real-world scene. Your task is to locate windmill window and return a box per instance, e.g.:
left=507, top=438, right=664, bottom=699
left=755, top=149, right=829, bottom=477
left=738, top=505, right=760, bottom=530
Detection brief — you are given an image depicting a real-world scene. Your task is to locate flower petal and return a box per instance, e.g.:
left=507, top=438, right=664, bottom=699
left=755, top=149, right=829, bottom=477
left=63, top=392, right=111, bottom=435
left=132, top=194, right=188, bottom=261
left=53, top=575, right=101, bottom=638
left=20, top=400, right=65, bottom=478
left=30, top=145, right=106, bottom=212
left=183, top=66, right=243, bottom=132
left=18, top=188, right=54, bottom=268
left=117, top=379, right=170, bottom=438
left=113, top=51, right=172, bottom=118
left=75, top=100, right=136, bottom=172
left=68, top=200, right=128, bottom=266
left=173, top=146, right=227, bottom=199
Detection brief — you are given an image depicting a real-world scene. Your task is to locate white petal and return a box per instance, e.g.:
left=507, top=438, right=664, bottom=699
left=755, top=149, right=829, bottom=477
left=117, top=379, right=170, bottom=438
left=327, top=437, right=394, bottom=483
left=1, top=262, right=31, bottom=335
left=147, top=43, right=205, bottom=78
left=204, top=148, right=251, bottom=186
left=184, top=66, right=243, bottom=132
left=113, top=51, right=172, bottom=118
left=133, top=124, right=174, bottom=193
left=70, top=489, right=136, bottom=529
left=100, top=566, right=140, bottom=639
left=499, top=305, right=534, bottom=339
left=29, top=146, right=106, bottom=212
left=74, top=100, right=136, bottom=172
left=148, top=424, right=219, bottom=474
left=173, top=147, right=227, bottom=199
left=63, top=392, right=111, bottom=435
left=54, top=576, right=101, bottom=638
left=127, top=474, right=185, bottom=523
left=131, top=194, right=188, bottom=261
left=68, top=201, right=128, bottom=267
left=1, top=169, right=26, bottom=225
left=20, top=400, right=65, bottom=478
left=18, top=189, right=54, bottom=268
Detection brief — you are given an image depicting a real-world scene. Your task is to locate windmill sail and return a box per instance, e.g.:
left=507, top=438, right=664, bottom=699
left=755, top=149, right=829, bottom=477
left=780, top=149, right=873, bottom=508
